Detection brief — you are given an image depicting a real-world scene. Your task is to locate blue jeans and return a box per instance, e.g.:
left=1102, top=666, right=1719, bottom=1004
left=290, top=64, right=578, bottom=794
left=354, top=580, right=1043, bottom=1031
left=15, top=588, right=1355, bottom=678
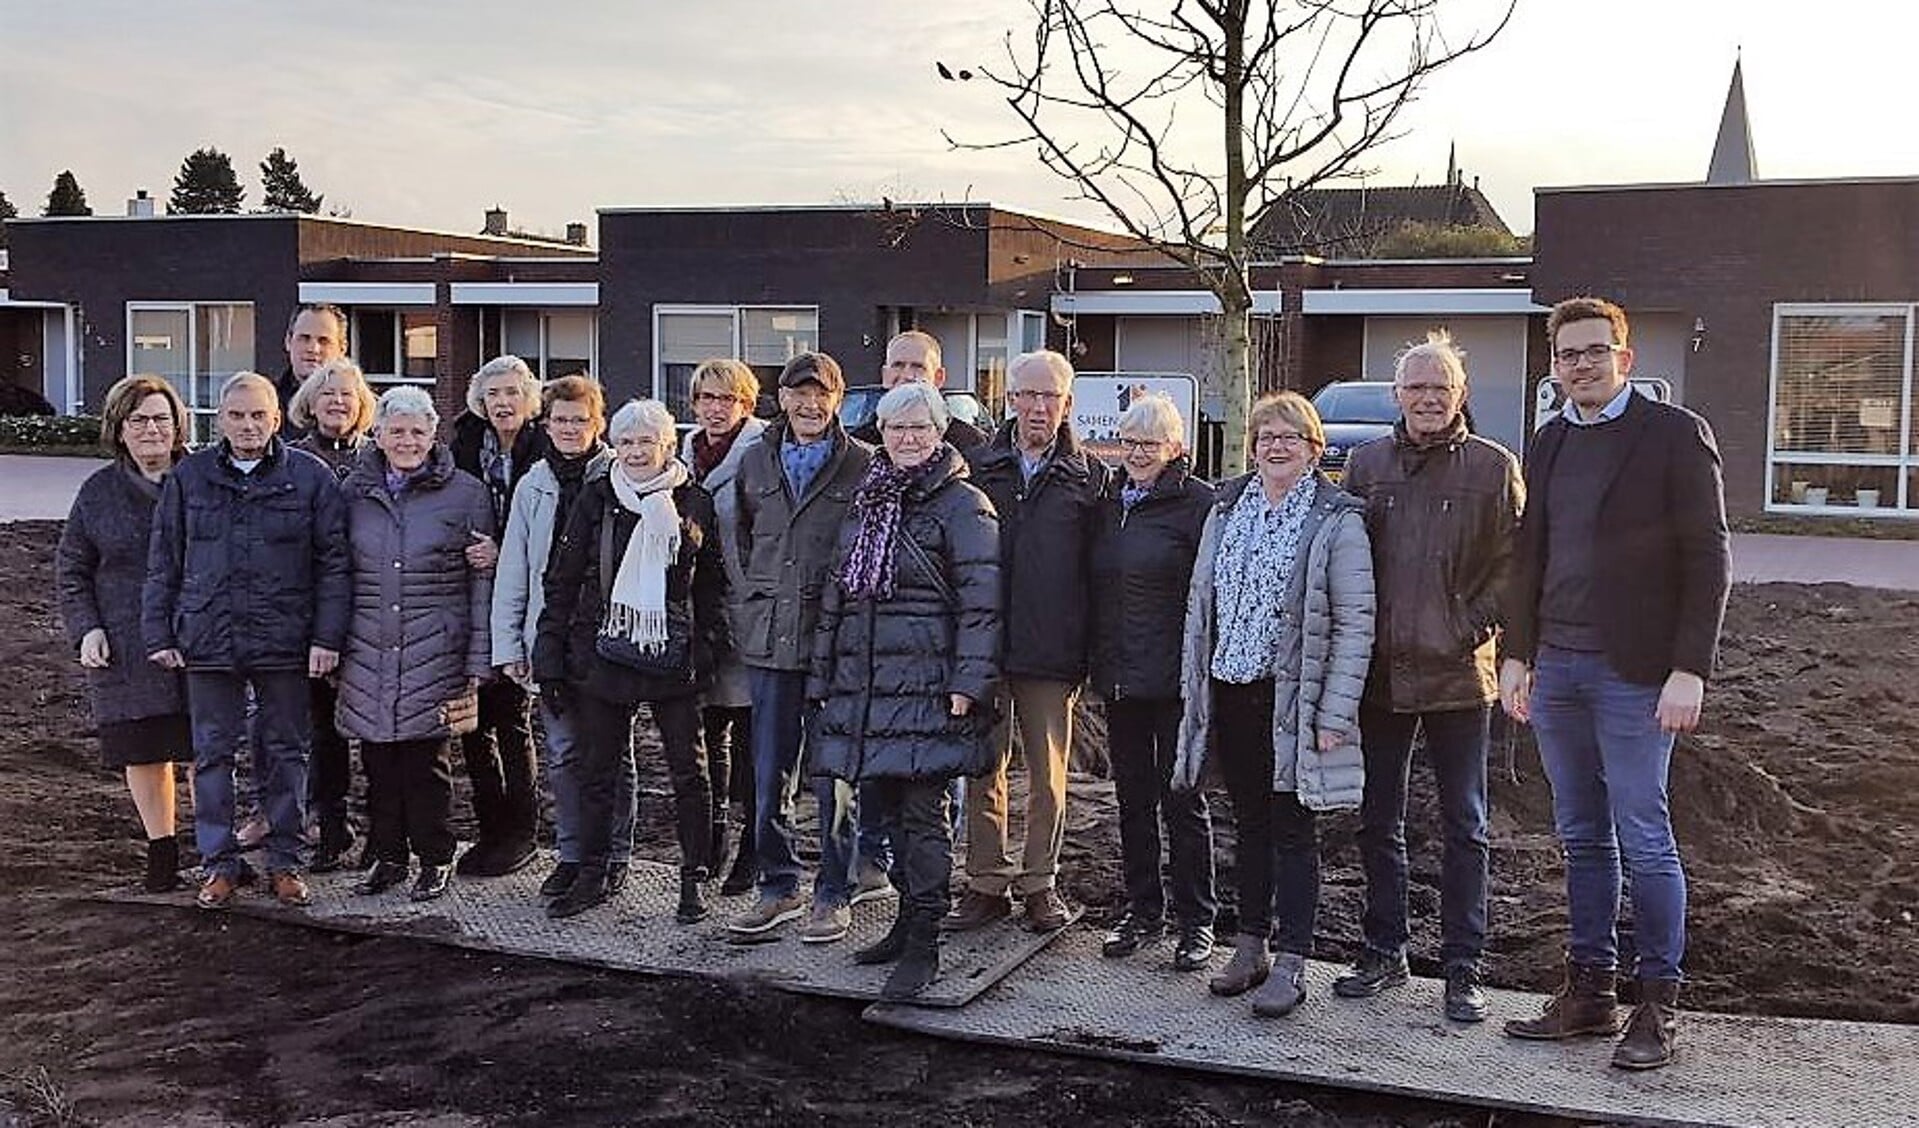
left=538, top=695, right=629, bottom=866
left=1529, top=646, right=1687, bottom=982
left=749, top=668, right=853, bottom=905
left=189, top=670, right=311, bottom=878
left=1357, top=703, right=1491, bottom=971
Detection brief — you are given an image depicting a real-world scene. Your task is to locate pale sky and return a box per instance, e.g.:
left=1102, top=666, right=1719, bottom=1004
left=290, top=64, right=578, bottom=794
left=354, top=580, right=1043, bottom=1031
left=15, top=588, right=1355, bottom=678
left=4, top=0, right=1915, bottom=241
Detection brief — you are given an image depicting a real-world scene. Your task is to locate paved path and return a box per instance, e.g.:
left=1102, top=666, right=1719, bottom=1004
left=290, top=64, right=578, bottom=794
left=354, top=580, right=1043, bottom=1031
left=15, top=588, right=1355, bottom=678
left=5, top=455, right=1918, bottom=591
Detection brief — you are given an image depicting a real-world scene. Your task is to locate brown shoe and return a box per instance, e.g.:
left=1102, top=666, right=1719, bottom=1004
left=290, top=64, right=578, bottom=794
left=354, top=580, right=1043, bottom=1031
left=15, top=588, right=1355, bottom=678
left=195, top=873, right=239, bottom=911
left=1505, top=959, right=1622, bottom=1040
left=1208, top=932, right=1273, bottom=997
left=941, top=888, right=1012, bottom=932
left=269, top=871, right=312, bottom=908
left=1023, top=888, right=1073, bottom=932
left=1612, top=980, right=1680, bottom=1070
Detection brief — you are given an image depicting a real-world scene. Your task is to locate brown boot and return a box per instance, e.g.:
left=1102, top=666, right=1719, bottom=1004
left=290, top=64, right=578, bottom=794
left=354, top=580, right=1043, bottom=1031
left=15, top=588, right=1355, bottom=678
left=1612, top=980, right=1680, bottom=1070
left=1504, top=959, right=1622, bottom=1040
left=1207, top=933, right=1272, bottom=997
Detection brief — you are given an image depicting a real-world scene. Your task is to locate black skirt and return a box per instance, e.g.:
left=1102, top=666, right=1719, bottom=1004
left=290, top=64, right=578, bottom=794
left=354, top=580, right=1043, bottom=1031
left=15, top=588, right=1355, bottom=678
left=99, top=713, right=193, bottom=768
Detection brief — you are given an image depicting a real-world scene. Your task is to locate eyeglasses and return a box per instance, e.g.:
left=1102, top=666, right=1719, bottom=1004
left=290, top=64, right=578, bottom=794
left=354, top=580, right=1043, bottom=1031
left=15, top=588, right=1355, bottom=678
left=617, top=436, right=663, bottom=450
left=124, top=413, right=175, bottom=431
left=1554, top=343, right=1623, bottom=368
left=1118, top=438, right=1165, bottom=454
left=546, top=414, right=595, bottom=430
left=1009, top=388, right=1065, bottom=405
left=880, top=421, right=939, bottom=437
left=1253, top=430, right=1311, bottom=450
left=1396, top=382, right=1460, bottom=399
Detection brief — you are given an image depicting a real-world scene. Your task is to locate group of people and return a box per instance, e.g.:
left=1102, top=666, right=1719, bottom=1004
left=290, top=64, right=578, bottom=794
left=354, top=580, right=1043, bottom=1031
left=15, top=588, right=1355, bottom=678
left=58, top=296, right=1730, bottom=1064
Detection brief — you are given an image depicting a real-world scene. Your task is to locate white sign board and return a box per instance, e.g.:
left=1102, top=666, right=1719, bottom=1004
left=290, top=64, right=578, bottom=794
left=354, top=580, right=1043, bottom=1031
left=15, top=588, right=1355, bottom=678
left=1071, top=373, right=1199, bottom=462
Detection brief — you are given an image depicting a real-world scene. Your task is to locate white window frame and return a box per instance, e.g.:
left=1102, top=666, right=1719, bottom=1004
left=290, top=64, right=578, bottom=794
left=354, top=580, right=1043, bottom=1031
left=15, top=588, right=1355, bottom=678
left=651, top=303, right=819, bottom=401
left=1766, top=302, right=1917, bottom=517
left=492, top=308, right=599, bottom=380
left=126, top=300, right=256, bottom=441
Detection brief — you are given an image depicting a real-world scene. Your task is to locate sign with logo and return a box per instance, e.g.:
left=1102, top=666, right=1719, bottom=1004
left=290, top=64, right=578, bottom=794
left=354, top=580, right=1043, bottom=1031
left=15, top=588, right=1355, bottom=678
left=1071, top=373, right=1199, bottom=462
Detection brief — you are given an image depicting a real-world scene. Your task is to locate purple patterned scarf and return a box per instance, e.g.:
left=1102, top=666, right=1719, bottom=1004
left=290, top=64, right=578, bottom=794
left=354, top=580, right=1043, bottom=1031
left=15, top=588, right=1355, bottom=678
left=838, top=456, right=919, bottom=601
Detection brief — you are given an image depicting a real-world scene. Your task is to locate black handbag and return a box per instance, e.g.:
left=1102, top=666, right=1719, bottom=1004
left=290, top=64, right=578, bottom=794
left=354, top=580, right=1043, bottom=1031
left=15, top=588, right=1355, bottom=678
left=593, top=496, right=694, bottom=683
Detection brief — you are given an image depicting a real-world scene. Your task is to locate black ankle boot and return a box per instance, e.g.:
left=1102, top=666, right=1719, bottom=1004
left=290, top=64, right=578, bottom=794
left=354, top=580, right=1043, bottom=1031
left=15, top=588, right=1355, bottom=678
left=145, top=837, right=182, bottom=893
left=881, top=916, right=940, bottom=1000
left=720, top=847, right=759, bottom=896
left=676, top=872, right=710, bottom=924
left=854, top=908, right=910, bottom=965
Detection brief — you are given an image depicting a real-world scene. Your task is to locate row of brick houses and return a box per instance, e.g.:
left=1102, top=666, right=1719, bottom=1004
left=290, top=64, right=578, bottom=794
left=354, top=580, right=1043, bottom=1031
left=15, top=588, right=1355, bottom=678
left=5, top=171, right=1919, bottom=519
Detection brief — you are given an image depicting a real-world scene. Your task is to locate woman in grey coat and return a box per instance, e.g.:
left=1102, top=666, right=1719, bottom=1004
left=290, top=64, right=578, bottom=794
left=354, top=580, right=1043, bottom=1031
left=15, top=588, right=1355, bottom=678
left=680, top=357, right=769, bottom=894
left=56, top=375, right=193, bottom=891
left=336, top=387, right=496, bottom=902
left=1173, top=390, right=1375, bottom=1018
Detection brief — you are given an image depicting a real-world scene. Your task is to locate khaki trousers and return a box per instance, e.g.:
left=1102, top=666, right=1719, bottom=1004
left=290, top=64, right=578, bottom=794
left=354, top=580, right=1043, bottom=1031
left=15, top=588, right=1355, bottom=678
left=963, top=677, right=1077, bottom=896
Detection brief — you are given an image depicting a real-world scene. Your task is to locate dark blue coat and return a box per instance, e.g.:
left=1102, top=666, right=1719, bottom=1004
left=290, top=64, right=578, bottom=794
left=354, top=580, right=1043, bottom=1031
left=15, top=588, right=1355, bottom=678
left=143, top=437, right=351, bottom=672
left=1089, top=457, right=1214, bottom=702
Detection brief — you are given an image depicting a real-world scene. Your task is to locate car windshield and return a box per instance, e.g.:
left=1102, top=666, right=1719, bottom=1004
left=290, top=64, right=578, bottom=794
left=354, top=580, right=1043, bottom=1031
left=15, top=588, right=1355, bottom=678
left=1312, top=383, right=1398, bottom=424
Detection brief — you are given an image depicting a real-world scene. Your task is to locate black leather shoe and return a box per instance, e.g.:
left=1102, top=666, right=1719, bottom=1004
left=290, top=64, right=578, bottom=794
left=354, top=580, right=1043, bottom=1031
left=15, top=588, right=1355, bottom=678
left=1444, top=966, right=1490, bottom=1023
left=1101, top=911, right=1166, bottom=958
left=546, top=867, right=610, bottom=919
left=1172, top=925, right=1217, bottom=972
left=720, top=853, right=759, bottom=896
left=310, top=823, right=356, bottom=874
left=539, top=862, right=581, bottom=898
left=355, top=860, right=409, bottom=895
left=410, top=865, right=451, bottom=902
left=1332, top=949, right=1410, bottom=998
left=454, top=841, right=496, bottom=877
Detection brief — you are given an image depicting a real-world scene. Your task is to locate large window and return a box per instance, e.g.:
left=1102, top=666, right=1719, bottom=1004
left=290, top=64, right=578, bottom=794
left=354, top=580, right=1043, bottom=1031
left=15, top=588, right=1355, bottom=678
left=351, top=308, right=439, bottom=393
left=1769, top=305, right=1917, bottom=515
left=654, top=306, right=816, bottom=418
left=127, top=302, right=255, bottom=442
left=502, top=309, right=597, bottom=379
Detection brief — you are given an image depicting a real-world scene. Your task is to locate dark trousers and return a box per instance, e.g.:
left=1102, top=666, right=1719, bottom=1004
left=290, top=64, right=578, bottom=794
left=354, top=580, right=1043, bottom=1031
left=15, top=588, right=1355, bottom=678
left=861, top=776, right=954, bottom=924
left=579, top=692, right=711, bottom=875
left=702, top=704, right=751, bottom=814
left=1215, top=679, right=1318, bottom=952
left=1110, top=697, right=1218, bottom=929
left=362, top=738, right=456, bottom=866
left=460, top=679, right=537, bottom=848
left=308, top=676, right=352, bottom=833
left=1357, top=703, right=1491, bottom=972
left=188, top=670, right=310, bottom=878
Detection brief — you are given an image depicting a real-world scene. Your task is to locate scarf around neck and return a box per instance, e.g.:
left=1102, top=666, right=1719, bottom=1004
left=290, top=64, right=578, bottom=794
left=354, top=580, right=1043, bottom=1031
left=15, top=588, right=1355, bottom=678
left=838, top=455, right=923, bottom=601
left=603, top=458, right=691, bottom=652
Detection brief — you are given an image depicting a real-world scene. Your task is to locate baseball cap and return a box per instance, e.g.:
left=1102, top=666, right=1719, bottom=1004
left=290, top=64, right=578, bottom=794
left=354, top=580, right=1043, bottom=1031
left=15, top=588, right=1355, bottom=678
left=777, top=352, right=844, bottom=395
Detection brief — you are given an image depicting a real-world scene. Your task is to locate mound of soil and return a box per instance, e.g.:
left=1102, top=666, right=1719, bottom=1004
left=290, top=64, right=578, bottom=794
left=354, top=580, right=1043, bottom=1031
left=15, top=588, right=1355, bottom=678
left=2, top=518, right=1914, bottom=1125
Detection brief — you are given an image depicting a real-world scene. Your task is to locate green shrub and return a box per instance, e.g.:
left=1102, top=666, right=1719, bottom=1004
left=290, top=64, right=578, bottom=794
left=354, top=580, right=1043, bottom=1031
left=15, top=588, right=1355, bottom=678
left=0, top=414, right=106, bottom=452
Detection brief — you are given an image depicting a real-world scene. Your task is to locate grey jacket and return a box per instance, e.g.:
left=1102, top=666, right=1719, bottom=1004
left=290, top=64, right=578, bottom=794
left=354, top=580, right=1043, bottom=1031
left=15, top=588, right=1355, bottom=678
left=335, top=445, right=497, bottom=744
left=492, top=449, right=615, bottom=671
left=731, top=417, right=873, bottom=672
left=57, top=462, right=188, bottom=726
left=682, top=416, right=768, bottom=707
left=1172, top=472, right=1376, bottom=812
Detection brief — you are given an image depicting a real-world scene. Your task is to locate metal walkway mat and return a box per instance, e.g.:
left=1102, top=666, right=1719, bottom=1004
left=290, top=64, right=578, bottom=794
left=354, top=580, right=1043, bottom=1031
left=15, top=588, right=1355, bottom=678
left=100, top=854, right=1077, bottom=1008
left=866, top=930, right=1919, bottom=1128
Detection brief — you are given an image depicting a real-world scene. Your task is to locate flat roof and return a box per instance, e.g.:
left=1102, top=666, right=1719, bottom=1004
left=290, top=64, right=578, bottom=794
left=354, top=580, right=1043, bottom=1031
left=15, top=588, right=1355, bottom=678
left=11, top=211, right=594, bottom=254
left=1537, top=173, right=1919, bottom=195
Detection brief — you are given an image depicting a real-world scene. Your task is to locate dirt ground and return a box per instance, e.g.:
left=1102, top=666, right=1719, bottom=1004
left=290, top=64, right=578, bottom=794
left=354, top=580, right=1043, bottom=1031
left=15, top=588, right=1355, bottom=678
left=3, top=517, right=1916, bottom=1126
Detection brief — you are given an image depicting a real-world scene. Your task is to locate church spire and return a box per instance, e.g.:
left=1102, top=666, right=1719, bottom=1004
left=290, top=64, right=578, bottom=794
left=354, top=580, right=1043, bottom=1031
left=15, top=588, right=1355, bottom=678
left=1706, top=55, right=1758, bottom=184
left=1445, top=141, right=1459, bottom=187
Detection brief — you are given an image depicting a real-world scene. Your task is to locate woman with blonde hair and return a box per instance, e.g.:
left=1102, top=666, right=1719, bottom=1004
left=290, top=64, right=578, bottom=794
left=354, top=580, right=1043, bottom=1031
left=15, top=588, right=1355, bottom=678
left=56, top=375, right=194, bottom=890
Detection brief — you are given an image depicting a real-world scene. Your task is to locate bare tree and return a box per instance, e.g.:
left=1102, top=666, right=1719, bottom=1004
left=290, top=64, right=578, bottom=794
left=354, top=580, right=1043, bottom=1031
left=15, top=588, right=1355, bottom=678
left=949, top=0, right=1513, bottom=473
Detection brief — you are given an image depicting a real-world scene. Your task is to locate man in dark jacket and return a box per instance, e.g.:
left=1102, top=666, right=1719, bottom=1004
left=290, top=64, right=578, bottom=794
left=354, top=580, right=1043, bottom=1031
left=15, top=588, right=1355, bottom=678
left=848, top=331, right=987, bottom=454
left=947, top=349, right=1110, bottom=933
left=144, top=372, right=350, bottom=912
left=274, top=303, right=348, bottom=436
left=1336, top=330, right=1523, bottom=1024
left=724, top=352, right=875, bottom=942
left=1499, top=297, right=1731, bottom=1072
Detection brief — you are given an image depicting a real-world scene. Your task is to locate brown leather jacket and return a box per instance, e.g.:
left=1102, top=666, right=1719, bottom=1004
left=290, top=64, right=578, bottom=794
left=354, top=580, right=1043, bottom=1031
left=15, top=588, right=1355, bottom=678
left=1342, top=417, right=1523, bottom=713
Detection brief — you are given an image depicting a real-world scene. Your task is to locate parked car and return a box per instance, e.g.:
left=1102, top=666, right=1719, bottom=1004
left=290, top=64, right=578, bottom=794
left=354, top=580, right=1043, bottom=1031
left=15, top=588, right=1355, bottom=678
left=1310, top=380, right=1398, bottom=483
left=838, top=385, right=993, bottom=434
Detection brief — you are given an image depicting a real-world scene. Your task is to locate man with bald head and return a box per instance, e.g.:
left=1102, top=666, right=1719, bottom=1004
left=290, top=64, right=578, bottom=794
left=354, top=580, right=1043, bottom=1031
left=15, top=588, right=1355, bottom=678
left=849, top=330, right=986, bottom=453
left=145, top=372, right=350, bottom=912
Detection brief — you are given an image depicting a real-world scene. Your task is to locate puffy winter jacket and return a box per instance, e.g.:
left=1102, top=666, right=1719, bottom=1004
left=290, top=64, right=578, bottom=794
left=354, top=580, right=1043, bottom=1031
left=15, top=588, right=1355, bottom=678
left=491, top=448, right=615, bottom=670
left=143, top=438, right=350, bottom=671
left=682, top=416, right=768, bottom=707
left=808, top=445, right=1002, bottom=782
left=532, top=470, right=733, bottom=706
left=334, top=444, right=496, bottom=743
left=968, top=421, right=1111, bottom=683
left=1089, top=457, right=1214, bottom=702
left=1173, top=472, right=1376, bottom=812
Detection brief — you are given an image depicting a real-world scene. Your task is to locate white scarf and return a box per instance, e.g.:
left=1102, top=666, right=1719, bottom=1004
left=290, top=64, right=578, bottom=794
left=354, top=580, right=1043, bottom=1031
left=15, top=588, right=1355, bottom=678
left=603, top=458, right=689, bottom=652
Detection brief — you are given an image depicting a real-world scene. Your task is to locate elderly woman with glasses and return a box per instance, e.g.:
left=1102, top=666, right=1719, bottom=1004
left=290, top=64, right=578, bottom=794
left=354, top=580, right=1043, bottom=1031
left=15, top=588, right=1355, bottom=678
left=335, top=387, right=496, bottom=902
left=1172, top=390, right=1375, bottom=1019
left=56, top=375, right=195, bottom=891
left=450, top=355, right=550, bottom=878
left=533, top=399, right=734, bottom=925
left=808, top=382, right=1001, bottom=999
left=1090, top=393, right=1219, bottom=973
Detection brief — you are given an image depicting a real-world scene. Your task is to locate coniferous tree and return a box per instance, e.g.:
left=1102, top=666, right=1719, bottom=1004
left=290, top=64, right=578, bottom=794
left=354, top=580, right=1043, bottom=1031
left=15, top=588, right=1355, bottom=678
left=0, top=191, right=17, bottom=247
left=43, top=171, right=92, bottom=217
left=258, top=147, right=323, bottom=213
left=169, top=147, right=246, bottom=214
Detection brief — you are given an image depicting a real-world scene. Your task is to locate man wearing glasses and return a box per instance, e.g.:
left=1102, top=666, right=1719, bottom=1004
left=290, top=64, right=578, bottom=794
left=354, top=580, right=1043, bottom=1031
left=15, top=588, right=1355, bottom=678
left=1335, top=330, right=1523, bottom=1024
left=947, top=349, right=1110, bottom=933
left=1499, top=298, right=1730, bottom=1071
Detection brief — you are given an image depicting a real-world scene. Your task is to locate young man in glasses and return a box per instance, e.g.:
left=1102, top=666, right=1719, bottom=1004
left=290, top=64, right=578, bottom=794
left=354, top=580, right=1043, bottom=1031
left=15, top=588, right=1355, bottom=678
left=1336, top=330, right=1523, bottom=1024
left=1499, top=297, right=1731, bottom=1071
